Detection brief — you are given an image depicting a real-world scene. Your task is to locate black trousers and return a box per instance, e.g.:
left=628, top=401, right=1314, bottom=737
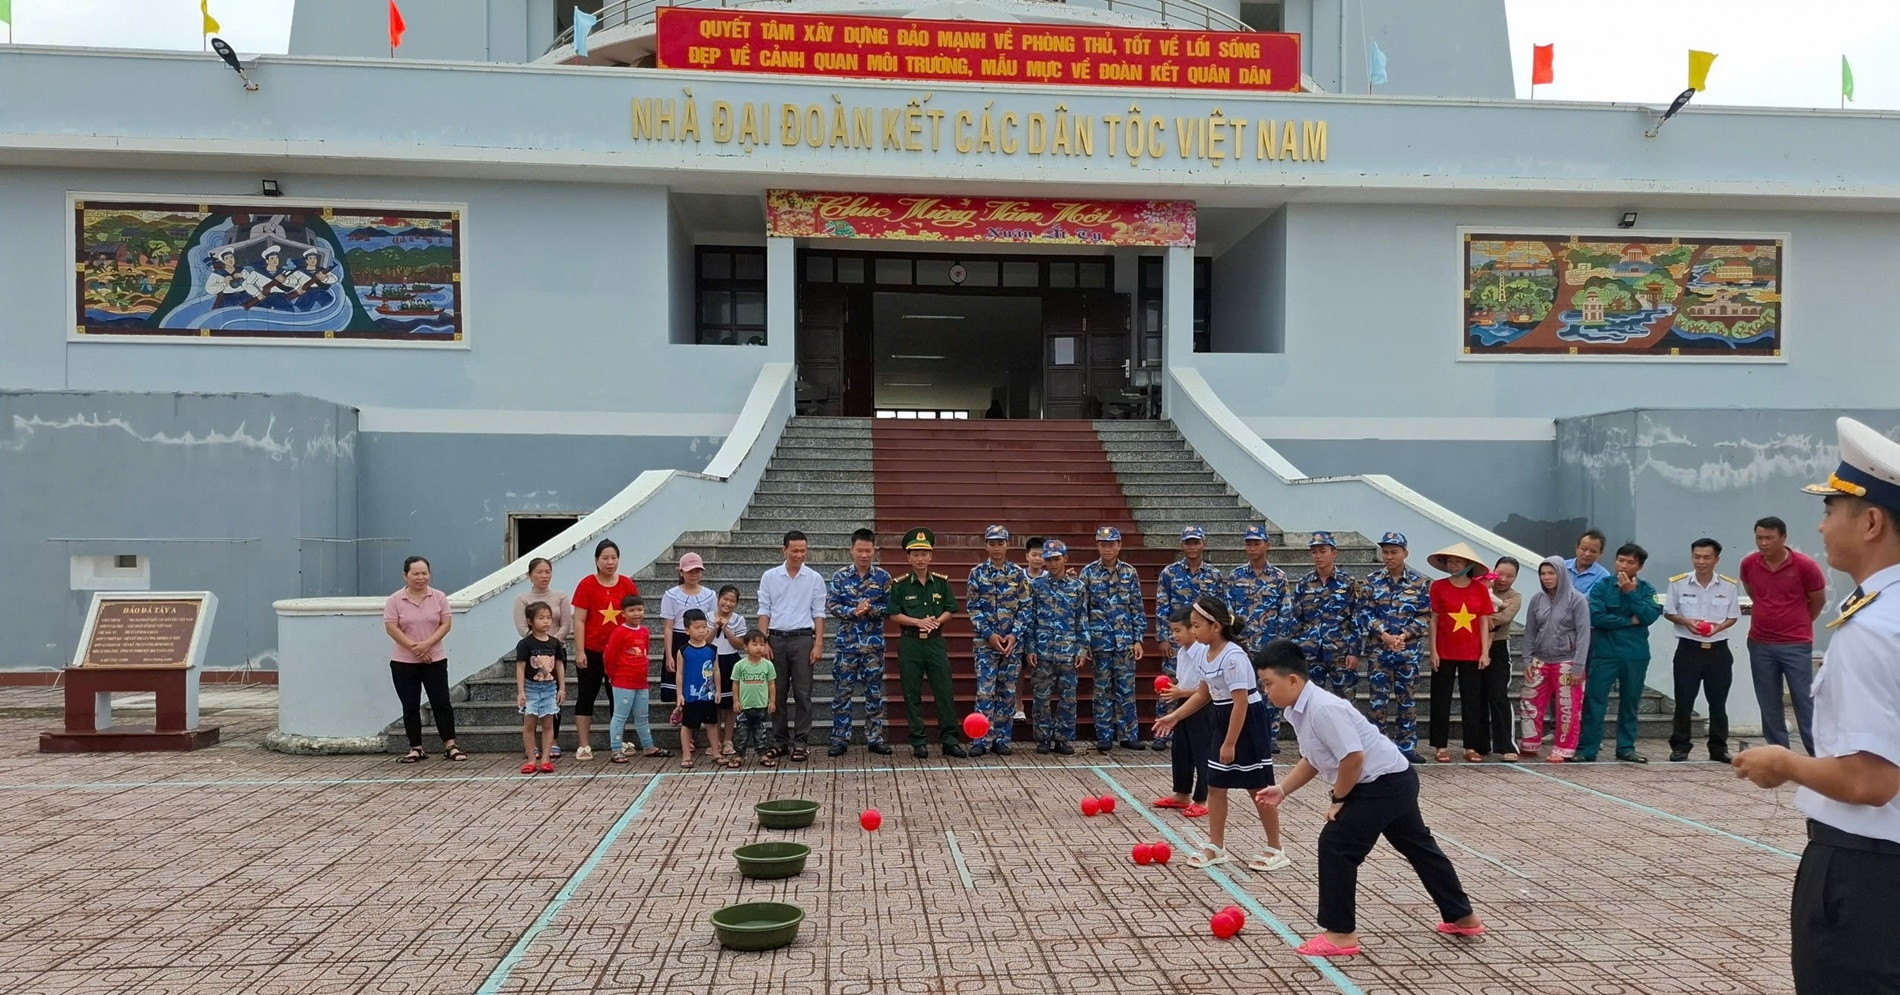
left=1794, top=821, right=1900, bottom=994
left=1428, top=659, right=1486, bottom=751
left=573, top=649, right=609, bottom=720
left=1316, top=768, right=1473, bottom=934
left=1170, top=708, right=1209, bottom=803
left=1670, top=639, right=1733, bottom=755
left=390, top=659, right=456, bottom=747
left=1482, top=639, right=1515, bottom=755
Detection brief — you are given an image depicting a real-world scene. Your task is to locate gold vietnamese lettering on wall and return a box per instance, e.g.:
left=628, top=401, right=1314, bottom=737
left=628, top=94, right=1328, bottom=168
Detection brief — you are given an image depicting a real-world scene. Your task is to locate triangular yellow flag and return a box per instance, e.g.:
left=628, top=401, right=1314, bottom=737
left=1688, top=50, right=1717, bottom=92
left=201, top=0, right=221, bottom=35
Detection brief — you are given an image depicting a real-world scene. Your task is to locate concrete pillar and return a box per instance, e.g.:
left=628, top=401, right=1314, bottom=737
left=1160, top=243, right=1194, bottom=417
left=766, top=236, right=797, bottom=366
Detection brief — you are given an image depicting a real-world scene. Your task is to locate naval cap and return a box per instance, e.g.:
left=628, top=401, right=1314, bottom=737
left=1094, top=526, right=1122, bottom=542
left=1180, top=525, right=1207, bottom=541
left=1041, top=539, right=1069, bottom=559
left=1805, top=417, right=1900, bottom=511
left=984, top=525, right=1010, bottom=541
left=1308, top=531, right=1338, bottom=548
left=1243, top=525, right=1270, bottom=542
left=1378, top=531, right=1409, bottom=548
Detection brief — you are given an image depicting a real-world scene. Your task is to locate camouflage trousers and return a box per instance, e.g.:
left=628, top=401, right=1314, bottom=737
left=973, top=643, right=1024, bottom=747
left=1306, top=645, right=1362, bottom=699
left=829, top=650, right=887, bottom=748
left=1091, top=649, right=1139, bottom=744
left=1366, top=647, right=1422, bottom=755
left=1031, top=652, right=1079, bottom=743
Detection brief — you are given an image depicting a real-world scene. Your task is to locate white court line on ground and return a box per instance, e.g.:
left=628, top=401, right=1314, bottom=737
left=1432, top=830, right=1534, bottom=880
left=1501, top=762, right=1800, bottom=860
left=945, top=830, right=977, bottom=890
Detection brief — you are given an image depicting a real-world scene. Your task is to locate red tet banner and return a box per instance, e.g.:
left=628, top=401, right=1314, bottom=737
left=656, top=8, right=1300, bottom=93
left=766, top=191, right=1196, bottom=247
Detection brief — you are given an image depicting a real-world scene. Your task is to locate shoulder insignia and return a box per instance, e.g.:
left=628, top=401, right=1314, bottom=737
left=932, top=572, right=947, bottom=580
left=1720, top=574, right=1739, bottom=585
left=1827, top=590, right=1880, bottom=629
left=1670, top=572, right=1690, bottom=582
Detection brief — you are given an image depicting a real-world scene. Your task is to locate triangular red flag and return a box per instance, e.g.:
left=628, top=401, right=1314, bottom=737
left=1531, top=43, right=1554, bottom=85
left=388, top=0, right=407, bottom=52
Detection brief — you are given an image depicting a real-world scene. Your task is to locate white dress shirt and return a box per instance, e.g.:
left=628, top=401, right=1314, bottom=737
left=1285, top=679, right=1411, bottom=785
left=1797, top=563, right=1900, bottom=842
left=1664, top=571, right=1742, bottom=641
left=757, top=562, right=826, bottom=630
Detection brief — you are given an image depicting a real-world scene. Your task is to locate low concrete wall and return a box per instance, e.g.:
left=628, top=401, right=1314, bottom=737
left=268, top=361, right=796, bottom=749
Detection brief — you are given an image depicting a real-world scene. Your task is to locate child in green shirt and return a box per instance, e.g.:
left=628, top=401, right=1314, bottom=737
left=731, top=629, right=779, bottom=767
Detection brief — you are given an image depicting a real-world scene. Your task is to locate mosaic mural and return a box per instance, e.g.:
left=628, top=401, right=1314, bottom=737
left=1464, top=233, right=1781, bottom=358
left=74, top=199, right=463, bottom=343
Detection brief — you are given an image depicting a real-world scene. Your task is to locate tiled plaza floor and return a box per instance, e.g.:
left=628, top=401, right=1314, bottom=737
left=0, top=687, right=1802, bottom=994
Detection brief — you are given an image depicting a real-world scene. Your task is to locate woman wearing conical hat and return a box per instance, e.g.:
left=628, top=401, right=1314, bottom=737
left=1425, top=543, right=1495, bottom=763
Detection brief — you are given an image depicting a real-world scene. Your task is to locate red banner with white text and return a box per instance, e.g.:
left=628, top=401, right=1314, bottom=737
left=656, top=8, right=1300, bottom=93
left=766, top=191, right=1196, bottom=246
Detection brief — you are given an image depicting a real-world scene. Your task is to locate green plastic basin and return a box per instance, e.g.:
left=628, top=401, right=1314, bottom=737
left=754, top=798, right=821, bottom=829
left=733, top=841, right=812, bottom=879
left=711, top=901, right=806, bottom=951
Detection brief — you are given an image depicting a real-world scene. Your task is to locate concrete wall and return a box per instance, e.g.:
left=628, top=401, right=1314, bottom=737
left=0, top=391, right=355, bottom=672
left=354, top=430, right=720, bottom=593
left=1208, top=211, right=1284, bottom=353
left=1556, top=408, right=1900, bottom=646
left=1284, top=0, right=1514, bottom=97
left=290, top=0, right=539, bottom=63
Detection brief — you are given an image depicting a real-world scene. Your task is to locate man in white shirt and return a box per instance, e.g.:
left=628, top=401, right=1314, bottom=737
left=1662, top=538, right=1742, bottom=763
left=1253, top=638, right=1483, bottom=959
left=757, top=529, right=827, bottom=760
left=1736, top=417, right=1900, bottom=994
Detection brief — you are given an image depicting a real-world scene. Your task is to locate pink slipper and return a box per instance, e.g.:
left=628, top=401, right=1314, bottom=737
left=1153, top=798, right=1187, bottom=809
left=1435, top=921, right=1486, bottom=937
left=1183, top=803, right=1209, bottom=818
left=1297, top=936, right=1361, bottom=958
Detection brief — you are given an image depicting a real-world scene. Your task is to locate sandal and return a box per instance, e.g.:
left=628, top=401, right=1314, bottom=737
left=1183, top=803, right=1210, bottom=818
left=726, top=755, right=744, bottom=769
left=643, top=748, right=673, bottom=758
left=790, top=746, right=809, bottom=762
left=1501, top=752, right=1521, bottom=762
left=760, top=752, right=778, bottom=768
left=1247, top=847, right=1292, bottom=872
left=610, top=752, right=628, bottom=764
left=520, top=762, right=537, bottom=774
left=1185, top=844, right=1234, bottom=869
left=1154, top=798, right=1188, bottom=810
left=1464, top=749, right=1484, bottom=763
left=399, top=747, right=426, bottom=764
left=1296, top=935, right=1361, bottom=958
left=680, top=754, right=696, bottom=769
left=443, top=746, right=469, bottom=762
left=1434, top=748, right=1452, bottom=764
left=1435, top=921, right=1487, bottom=937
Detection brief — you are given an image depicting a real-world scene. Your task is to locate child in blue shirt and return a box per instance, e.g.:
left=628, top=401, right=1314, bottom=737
left=671, top=608, right=724, bottom=768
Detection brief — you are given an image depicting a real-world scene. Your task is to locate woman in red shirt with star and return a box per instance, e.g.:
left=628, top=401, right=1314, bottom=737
left=1426, top=543, right=1495, bottom=763
left=571, top=539, right=639, bottom=760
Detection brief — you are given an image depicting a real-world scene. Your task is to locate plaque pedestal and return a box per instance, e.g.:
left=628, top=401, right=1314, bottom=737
left=40, top=668, right=222, bottom=752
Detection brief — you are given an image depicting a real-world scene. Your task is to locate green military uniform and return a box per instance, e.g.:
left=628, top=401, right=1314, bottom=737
left=893, top=527, right=961, bottom=751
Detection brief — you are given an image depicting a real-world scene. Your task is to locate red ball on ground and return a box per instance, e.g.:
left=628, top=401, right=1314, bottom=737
left=1080, top=797, right=1101, bottom=817
left=1132, top=843, right=1154, bottom=864
left=1219, top=905, right=1246, bottom=928
left=1151, top=842, right=1173, bottom=863
left=1097, top=795, right=1117, bottom=814
left=962, top=712, right=991, bottom=739
left=1154, top=675, right=1173, bottom=692
left=859, top=808, right=882, bottom=831
left=1210, top=912, right=1241, bottom=939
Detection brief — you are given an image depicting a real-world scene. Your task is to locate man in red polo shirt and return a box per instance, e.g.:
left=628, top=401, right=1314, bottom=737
left=1739, top=515, right=1828, bottom=754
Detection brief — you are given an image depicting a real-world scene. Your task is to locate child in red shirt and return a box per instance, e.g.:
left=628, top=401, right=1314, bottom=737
left=603, top=597, right=666, bottom=762
left=1426, top=543, right=1496, bottom=763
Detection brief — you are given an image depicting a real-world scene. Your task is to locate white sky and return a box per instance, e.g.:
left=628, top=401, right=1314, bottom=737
left=4, top=0, right=1898, bottom=110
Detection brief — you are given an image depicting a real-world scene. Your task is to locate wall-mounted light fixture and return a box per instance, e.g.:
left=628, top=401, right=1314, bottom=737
left=261, top=179, right=283, bottom=198
left=1617, top=211, right=1638, bottom=229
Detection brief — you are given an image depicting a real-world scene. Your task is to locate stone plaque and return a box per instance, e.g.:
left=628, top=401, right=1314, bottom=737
left=78, top=597, right=205, bottom=669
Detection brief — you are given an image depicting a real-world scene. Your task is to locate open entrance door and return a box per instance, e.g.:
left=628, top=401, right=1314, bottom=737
left=1042, top=292, right=1130, bottom=419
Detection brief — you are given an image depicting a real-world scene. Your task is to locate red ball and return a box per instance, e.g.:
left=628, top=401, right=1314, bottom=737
left=1131, top=843, right=1154, bottom=864
left=1097, top=795, right=1117, bottom=814
left=1210, top=912, right=1241, bottom=939
left=1219, top=905, right=1246, bottom=929
left=1151, top=842, right=1173, bottom=864
left=859, top=808, right=882, bottom=831
left=962, top=712, right=991, bottom=739
left=1080, top=797, right=1101, bottom=817
left=1154, top=675, right=1173, bottom=692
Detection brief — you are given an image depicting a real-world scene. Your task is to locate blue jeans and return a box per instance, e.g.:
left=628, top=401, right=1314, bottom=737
left=1748, top=641, right=1815, bottom=754
left=609, top=687, right=653, bottom=751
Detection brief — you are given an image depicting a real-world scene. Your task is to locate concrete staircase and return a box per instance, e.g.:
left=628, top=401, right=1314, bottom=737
left=391, top=416, right=1695, bottom=754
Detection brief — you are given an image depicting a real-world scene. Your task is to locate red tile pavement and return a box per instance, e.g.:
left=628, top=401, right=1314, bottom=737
left=0, top=688, right=1802, bottom=994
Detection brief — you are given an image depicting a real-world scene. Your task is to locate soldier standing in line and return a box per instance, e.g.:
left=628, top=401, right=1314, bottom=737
left=1081, top=526, right=1147, bottom=751
left=967, top=525, right=1031, bottom=757
left=1155, top=525, right=1226, bottom=752
left=1357, top=532, right=1433, bottom=763
left=889, top=527, right=966, bottom=760
left=1293, top=531, right=1363, bottom=701
left=825, top=528, right=893, bottom=758
left=1227, top=525, right=1294, bottom=752
left=1026, top=539, right=1088, bottom=755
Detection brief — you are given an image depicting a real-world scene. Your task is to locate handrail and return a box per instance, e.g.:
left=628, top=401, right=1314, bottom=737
left=550, top=0, right=1253, bottom=53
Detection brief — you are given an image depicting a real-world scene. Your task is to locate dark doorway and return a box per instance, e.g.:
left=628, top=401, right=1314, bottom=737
left=508, top=514, right=580, bottom=563
left=873, top=293, right=1041, bottom=417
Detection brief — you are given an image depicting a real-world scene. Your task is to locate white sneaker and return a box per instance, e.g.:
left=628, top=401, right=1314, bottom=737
left=575, top=745, right=594, bottom=761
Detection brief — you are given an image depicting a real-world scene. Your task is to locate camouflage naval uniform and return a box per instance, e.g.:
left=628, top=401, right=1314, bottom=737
left=1226, top=553, right=1293, bottom=750
left=827, top=562, right=892, bottom=749
left=967, top=555, right=1031, bottom=749
left=1293, top=566, right=1363, bottom=697
left=1154, top=554, right=1225, bottom=747
left=1081, top=553, right=1146, bottom=747
left=1356, top=561, right=1431, bottom=755
left=1026, top=566, right=1088, bottom=744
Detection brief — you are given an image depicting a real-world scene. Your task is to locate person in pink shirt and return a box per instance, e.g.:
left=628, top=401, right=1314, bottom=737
left=1740, top=516, right=1828, bottom=754
left=383, top=555, right=465, bottom=762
